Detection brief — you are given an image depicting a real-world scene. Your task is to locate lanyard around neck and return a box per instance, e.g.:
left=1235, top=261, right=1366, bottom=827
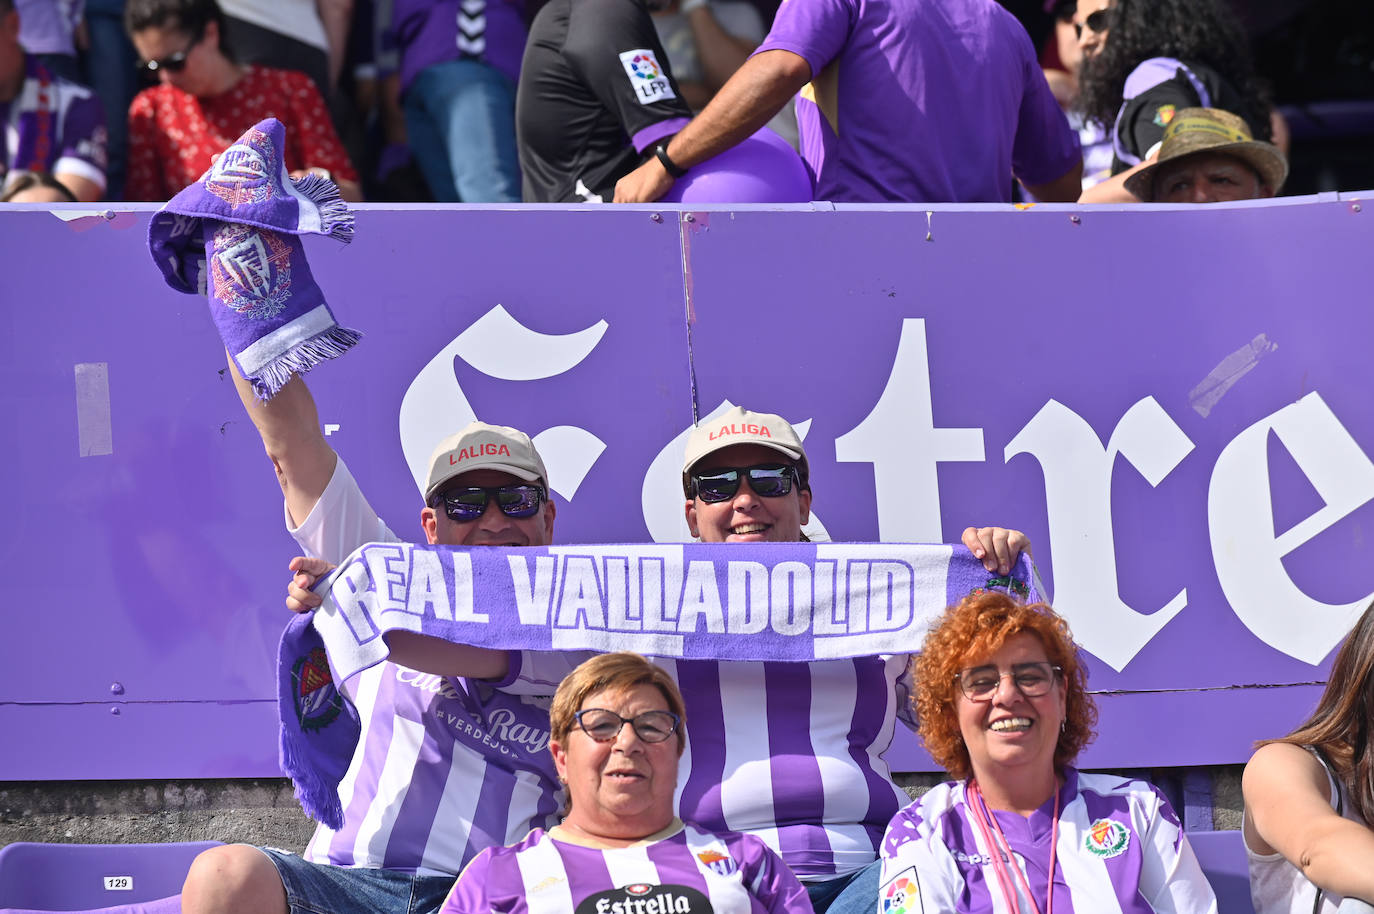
left=966, top=778, right=1060, bottom=914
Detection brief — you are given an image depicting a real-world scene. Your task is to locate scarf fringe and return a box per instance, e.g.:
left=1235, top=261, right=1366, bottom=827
left=251, top=326, right=364, bottom=400
left=292, top=172, right=356, bottom=243
left=280, top=726, right=345, bottom=829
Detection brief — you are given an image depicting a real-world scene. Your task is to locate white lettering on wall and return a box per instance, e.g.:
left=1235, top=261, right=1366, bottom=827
left=1006, top=397, right=1195, bottom=671
left=1209, top=392, right=1374, bottom=663
left=835, top=319, right=985, bottom=542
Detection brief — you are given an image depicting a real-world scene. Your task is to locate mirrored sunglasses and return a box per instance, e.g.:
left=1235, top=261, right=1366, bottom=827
left=437, top=484, right=545, bottom=522
left=690, top=463, right=798, bottom=504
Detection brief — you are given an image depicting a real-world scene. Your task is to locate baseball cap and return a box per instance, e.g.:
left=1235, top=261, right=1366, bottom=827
left=424, top=421, right=548, bottom=502
left=1124, top=107, right=1288, bottom=201
left=681, top=406, right=809, bottom=496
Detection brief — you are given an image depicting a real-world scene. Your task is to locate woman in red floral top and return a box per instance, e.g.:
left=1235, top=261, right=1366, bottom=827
left=123, top=0, right=361, bottom=202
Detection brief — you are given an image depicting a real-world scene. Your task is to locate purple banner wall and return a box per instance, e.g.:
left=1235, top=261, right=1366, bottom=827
left=1, top=198, right=1369, bottom=780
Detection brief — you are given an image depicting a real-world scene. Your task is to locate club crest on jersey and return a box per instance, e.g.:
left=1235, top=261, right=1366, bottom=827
left=205, top=127, right=277, bottom=207
left=1084, top=818, right=1131, bottom=857
left=696, top=848, right=738, bottom=876
left=292, top=647, right=343, bottom=731
left=1153, top=104, right=1177, bottom=128
left=210, top=223, right=293, bottom=320
left=619, top=49, right=676, bottom=105
left=575, top=882, right=710, bottom=914
left=880, top=867, right=923, bottom=914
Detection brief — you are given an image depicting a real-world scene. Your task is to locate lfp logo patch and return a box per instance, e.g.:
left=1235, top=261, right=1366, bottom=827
left=619, top=49, right=676, bottom=105
left=1152, top=104, right=1177, bottom=128
left=1084, top=818, right=1131, bottom=858
left=880, top=867, right=923, bottom=914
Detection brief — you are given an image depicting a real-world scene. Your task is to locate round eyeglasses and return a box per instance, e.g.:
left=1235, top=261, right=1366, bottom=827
left=956, top=662, right=1062, bottom=701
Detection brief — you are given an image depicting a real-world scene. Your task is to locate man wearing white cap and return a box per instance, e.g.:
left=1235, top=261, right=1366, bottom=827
left=182, top=362, right=576, bottom=914
left=665, top=405, right=1028, bottom=914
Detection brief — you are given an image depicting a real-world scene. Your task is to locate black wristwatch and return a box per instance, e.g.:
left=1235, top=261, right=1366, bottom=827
left=654, top=143, right=687, bottom=178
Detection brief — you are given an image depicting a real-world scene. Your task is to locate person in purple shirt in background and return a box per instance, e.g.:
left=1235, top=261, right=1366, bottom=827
left=614, top=0, right=1082, bottom=203
left=881, top=591, right=1217, bottom=914
left=0, top=0, right=106, bottom=200
left=389, top=0, right=525, bottom=202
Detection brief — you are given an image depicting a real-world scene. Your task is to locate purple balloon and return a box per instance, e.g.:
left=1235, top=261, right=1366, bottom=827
left=662, top=127, right=813, bottom=203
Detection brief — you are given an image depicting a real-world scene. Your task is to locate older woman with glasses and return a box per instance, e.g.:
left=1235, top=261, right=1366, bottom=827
left=438, top=652, right=813, bottom=914
left=879, top=591, right=1217, bottom=914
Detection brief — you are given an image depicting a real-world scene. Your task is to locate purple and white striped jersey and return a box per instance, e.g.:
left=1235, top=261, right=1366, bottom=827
left=438, top=820, right=814, bottom=914
left=1, top=56, right=106, bottom=193
left=303, top=461, right=915, bottom=880
left=657, top=657, right=915, bottom=882
left=290, top=459, right=581, bottom=875
left=879, top=768, right=1217, bottom=914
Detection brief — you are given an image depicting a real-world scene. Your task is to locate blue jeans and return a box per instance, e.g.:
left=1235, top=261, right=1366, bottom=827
left=260, top=848, right=455, bottom=914
left=806, top=859, right=881, bottom=914
left=403, top=59, right=521, bottom=203
left=81, top=10, right=138, bottom=199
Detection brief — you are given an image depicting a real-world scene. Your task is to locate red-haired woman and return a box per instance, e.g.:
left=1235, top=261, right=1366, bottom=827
left=880, top=592, right=1216, bottom=913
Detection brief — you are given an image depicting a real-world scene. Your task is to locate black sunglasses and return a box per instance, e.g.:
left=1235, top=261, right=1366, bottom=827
left=575, top=708, right=681, bottom=743
left=690, top=463, right=799, bottom=504
left=1073, top=8, right=1111, bottom=39
left=434, top=484, right=545, bottom=522
left=137, top=27, right=204, bottom=74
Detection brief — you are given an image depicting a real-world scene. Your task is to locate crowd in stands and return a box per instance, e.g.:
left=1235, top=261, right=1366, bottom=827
left=0, top=0, right=1369, bottom=206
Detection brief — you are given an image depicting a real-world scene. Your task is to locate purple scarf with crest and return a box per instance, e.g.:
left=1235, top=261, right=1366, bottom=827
left=146, top=118, right=360, bottom=399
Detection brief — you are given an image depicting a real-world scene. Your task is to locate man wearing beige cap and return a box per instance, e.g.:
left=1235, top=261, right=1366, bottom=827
left=668, top=405, right=1028, bottom=914
left=183, top=360, right=574, bottom=914
left=1082, top=107, right=1286, bottom=204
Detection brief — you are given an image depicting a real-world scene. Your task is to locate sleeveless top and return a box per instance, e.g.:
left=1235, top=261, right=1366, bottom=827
left=1245, top=747, right=1365, bottom=914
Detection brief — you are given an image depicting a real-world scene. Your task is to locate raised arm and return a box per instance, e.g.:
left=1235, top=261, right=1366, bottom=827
left=1244, top=742, right=1374, bottom=903
left=226, top=352, right=337, bottom=527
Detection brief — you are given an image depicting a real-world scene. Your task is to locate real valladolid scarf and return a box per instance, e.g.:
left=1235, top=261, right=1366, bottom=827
left=147, top=117, right=360, bottom=399
left=281, top=542, right=1043, bottom=827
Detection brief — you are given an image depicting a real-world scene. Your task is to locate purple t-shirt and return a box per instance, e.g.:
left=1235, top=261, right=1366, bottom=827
left=439, top=821, right=813, bottom=914
left=754, top=0, right=1079, bottom=203
left=0, top=56, right=107, bottom=193
left=391, top=0, right=527, bottom=91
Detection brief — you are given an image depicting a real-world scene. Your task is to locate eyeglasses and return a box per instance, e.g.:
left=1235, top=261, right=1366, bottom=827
left=1073, top=7, right=1111, bottom=39
left=137, top=28, right=203, bottom=73
left=435, top=484, right=545, bottom=522
left=956, top=662, right=1062, bottom=701
left=690, top=463, right=799, bottom=504
left=575, top=708, right=681, bottom=743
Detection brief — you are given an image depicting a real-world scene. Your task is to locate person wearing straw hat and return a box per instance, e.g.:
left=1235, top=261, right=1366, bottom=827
left=1086, top=107, right=1286, bottom=204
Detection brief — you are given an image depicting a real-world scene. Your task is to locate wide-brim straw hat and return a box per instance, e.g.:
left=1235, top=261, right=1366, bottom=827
left=1124, top=107, right=1288, bottom=201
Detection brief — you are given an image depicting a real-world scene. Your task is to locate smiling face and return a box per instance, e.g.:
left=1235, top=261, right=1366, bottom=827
left=955, top=630, right=1066, bottom=785
left=550, top=683, right=681, bottom=841
left=421, top=469, right=555, bottom=547
left=684, top=443, right=811, bottom=543
left=1152, top=151, right=1271, bottom=203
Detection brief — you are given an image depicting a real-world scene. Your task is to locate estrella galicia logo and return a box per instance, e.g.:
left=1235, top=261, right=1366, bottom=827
left=574, top=882, right=711, bottom=914
left=292, top=647, right=343, bottom=732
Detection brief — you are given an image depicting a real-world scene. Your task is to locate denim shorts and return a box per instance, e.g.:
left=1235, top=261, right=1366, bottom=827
left=259, top=848, right=456, bottom=914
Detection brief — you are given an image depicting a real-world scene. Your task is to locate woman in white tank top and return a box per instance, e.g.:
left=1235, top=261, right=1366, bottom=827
left=1242, top=598, right=1374, bottom=914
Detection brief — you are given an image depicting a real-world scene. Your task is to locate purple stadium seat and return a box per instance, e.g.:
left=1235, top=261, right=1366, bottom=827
left=1188, top=830, right=1254, bottom=914
left=0, top=841, right=220, bottom=912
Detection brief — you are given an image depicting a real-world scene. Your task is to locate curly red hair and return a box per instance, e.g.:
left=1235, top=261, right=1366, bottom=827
left=913, top=591, right=1097, bottom=779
